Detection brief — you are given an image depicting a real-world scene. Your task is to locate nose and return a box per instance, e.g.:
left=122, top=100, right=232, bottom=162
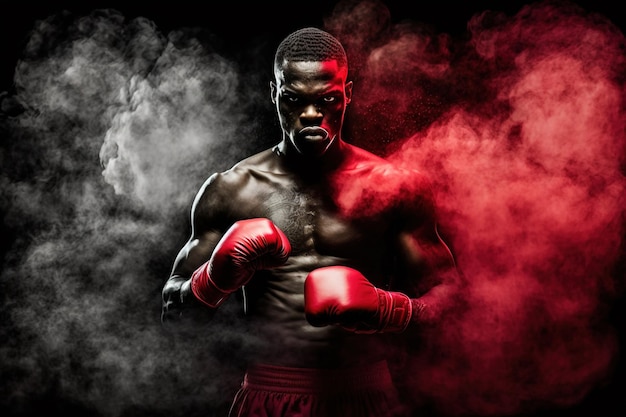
left=300, top=104, right=322, bottom=123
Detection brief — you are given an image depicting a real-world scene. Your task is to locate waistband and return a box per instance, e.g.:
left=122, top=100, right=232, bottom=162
left=242, top=360, right=394, bottom=394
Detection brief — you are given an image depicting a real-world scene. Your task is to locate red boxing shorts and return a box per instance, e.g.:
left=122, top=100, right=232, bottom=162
left=228, top=360, right=407, bottom=417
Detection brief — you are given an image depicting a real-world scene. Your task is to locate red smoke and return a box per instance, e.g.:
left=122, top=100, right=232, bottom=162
left=327, top=1, right=626, bottom=415
left=2, top=2, right=623, bottom=416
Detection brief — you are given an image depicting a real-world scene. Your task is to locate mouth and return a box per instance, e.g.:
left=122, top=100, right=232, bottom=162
left=299, top=126, right=329, bottom=142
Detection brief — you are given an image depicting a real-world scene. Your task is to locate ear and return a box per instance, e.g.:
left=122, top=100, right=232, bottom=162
left=345, top=80, right=353, bottom=104
left=270, top=81, right=277, bottom=104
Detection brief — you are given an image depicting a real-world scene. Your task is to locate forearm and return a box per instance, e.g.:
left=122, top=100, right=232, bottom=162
left=162, top=218, right=291, bottom=330
left=409, top=292, right=438, bottom=328
left=161, top=275, right=216, bottom=330
left=408, top=281, right=462, bottom=329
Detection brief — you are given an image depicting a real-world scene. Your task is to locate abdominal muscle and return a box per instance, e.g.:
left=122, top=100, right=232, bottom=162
left=240, top=254, right=389, bottom=369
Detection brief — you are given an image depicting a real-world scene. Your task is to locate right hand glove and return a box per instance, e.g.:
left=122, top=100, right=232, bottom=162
left=191, top=218, right=291, bottom=308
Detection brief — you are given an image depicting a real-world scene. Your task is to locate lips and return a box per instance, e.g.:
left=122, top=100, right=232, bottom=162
left=299, top=126, right=329, bottom=142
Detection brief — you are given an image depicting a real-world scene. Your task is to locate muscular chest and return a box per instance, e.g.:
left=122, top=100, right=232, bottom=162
left=234, top=181, right=390, bottom=258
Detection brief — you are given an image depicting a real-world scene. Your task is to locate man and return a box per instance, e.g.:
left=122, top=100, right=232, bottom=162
left=161, top=27, right=459, bottom=417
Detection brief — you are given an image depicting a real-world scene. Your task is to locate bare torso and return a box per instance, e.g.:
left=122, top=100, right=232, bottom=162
left=200, top=144, right=415, bottom=367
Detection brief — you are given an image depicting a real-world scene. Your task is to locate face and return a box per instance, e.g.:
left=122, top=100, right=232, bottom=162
left=271, top=60, right=352, bottom=157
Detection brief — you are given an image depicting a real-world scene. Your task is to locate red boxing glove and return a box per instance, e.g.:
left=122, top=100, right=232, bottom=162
left=304, top=266, right=412, bottom=334
left=191, top=218, right=291, bottom=308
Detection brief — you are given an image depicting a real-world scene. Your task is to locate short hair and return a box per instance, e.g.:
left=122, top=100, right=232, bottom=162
left=274, top=27, right=348, bottom=71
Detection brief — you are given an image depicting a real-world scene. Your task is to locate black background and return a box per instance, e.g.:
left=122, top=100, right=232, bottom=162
left=1, top=1, right=624, bottom=417
left=2, top=0, right=625, bottom=94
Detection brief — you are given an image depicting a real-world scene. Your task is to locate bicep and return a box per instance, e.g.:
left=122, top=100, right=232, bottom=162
left=161, top=175, right=229, bottom=324
left=169, top=172, right=229, bottom=280
left=393, top=176, right=458, bottom=296
left=170, top=230, right=223, bottom=279
left=161, top=229, right=223, bottom=328
left=399, top=171, right=458, bottom=284
left=396, top=224, right=457, bottom=291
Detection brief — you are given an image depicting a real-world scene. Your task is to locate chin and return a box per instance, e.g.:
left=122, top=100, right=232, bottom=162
left=295, top=139, right=334, bottom=157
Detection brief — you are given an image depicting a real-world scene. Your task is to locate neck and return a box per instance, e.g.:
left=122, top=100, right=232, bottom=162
left=275, top=137, right=349, bottom=174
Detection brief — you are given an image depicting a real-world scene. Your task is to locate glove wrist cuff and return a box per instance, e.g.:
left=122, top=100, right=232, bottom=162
left=376, top=289, right=412, bottom=333
left=190, top=263, right=231, bottom=308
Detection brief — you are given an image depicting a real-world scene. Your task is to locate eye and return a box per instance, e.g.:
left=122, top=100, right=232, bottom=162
left=282, top=93, right=300, bottom=103
left=323, top=96, right=337, bottom=103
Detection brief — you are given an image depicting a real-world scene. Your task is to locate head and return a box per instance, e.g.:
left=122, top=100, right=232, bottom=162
left=271, top=27, right=353, bottom=158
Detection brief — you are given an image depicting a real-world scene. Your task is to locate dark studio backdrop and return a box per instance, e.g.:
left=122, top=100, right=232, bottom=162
left=1, top=1, right=625, bottom=416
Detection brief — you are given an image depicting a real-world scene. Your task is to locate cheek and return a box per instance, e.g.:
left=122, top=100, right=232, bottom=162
left=324, top=111, right=344, bottom=129
left=328, top=103, right=345, bottom=119
left=279, top=103, right=298, bottom=119
left=277, top=108, right=296, bottom=126
left=284, top=114, right=300, bottom=130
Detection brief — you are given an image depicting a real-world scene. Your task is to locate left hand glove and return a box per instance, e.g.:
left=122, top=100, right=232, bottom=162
left=304, top=266, right=412, bottom=334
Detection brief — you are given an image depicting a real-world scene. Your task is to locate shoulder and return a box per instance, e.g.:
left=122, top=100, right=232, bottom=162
left=346, top=143, right=432, bottom=191
left=190, top=149, right=276, bottom=229
left=339, top=143, right=435, bottom=217
left=362, top=146, right=435, bottom=211
left=230, top=148, right=277, bottom=171
left=199, top=148, right=276, bottom=192
left=345, top=143, right=388, bottom=166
